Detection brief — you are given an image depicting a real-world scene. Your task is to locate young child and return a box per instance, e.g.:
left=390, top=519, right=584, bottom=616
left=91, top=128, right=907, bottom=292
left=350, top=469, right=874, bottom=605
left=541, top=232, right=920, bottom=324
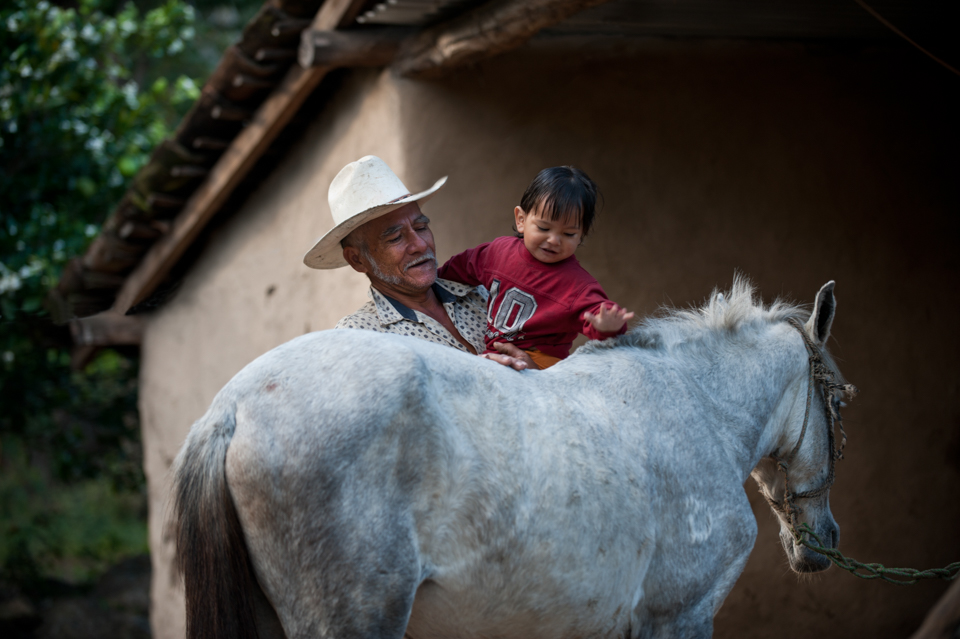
left=438, top=166, right=633, bottom=369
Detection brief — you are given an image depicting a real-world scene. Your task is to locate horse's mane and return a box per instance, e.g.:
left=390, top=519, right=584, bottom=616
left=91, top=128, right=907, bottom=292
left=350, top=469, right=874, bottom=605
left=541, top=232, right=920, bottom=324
left=579, top=276, right=810, bottom=355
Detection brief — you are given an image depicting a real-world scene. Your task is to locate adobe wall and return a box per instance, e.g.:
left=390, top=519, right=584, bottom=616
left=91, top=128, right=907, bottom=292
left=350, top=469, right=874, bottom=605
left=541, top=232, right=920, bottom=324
left=140, top=36, right=959, bottom=638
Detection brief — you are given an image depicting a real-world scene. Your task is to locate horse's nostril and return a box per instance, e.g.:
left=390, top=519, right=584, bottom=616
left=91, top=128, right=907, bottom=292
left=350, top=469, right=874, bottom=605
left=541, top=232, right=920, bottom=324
left=830, top=528, right=839, bottom=549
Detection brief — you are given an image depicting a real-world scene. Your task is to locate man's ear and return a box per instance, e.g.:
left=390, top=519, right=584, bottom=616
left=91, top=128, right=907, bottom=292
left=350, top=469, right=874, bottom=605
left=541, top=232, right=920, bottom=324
left=342, top=245, right=369, bottom=274
left=514, top=206, right=525, bottom=234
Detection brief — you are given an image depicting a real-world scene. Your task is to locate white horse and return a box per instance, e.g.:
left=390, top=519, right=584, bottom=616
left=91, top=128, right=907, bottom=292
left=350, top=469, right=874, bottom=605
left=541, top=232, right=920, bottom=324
left=172, top=279, right=855, bottom=639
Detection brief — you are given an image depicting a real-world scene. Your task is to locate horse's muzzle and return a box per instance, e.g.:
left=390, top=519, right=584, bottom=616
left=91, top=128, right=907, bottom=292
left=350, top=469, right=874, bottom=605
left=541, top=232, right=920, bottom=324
left=781, top=522, right=839, bottom=573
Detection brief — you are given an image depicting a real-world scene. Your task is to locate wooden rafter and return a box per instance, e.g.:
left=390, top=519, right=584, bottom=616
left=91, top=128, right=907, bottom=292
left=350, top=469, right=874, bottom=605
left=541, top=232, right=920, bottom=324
left=299, top=27, right=411, bottom=68
left=109, top=0, right=369, bottom=315
left=392, top=0, right=613, bottom=79
left=70, top=311, right=145, bottom=347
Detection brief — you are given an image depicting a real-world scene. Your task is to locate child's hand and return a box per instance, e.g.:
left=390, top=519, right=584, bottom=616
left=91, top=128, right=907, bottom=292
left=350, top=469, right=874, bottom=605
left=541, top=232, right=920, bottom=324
left=584, top=303, right=635, bottom=334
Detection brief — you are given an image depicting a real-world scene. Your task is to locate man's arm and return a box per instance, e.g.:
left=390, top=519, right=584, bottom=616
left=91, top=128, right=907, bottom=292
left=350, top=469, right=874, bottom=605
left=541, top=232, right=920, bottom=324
left=334, top=302, right=379, bottom=330
left=481, top=341, right=537, bottom=371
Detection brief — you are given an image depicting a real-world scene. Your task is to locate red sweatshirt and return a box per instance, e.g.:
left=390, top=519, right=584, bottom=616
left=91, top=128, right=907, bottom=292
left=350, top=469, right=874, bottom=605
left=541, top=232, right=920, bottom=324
left=438, top=236, right=625, bottom=360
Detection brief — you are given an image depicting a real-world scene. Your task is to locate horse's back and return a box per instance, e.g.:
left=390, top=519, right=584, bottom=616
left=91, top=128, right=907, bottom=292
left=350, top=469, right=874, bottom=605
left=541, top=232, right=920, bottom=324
left=211, top=329, right=727, bottom=639
left=207, top=330, right=645, bottom=638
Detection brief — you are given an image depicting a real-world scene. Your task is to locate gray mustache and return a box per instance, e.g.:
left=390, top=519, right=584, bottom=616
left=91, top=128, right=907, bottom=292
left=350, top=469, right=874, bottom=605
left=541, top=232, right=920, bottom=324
left=404, top=251, right=436, bottom=271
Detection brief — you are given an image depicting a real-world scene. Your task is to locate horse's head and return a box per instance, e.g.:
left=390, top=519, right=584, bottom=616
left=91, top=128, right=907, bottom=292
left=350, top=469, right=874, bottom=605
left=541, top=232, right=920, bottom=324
left=752, top=281, right=857, bottom=573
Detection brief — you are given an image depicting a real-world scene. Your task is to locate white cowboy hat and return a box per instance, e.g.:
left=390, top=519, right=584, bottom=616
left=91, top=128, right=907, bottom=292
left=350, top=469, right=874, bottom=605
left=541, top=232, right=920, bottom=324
left=303, top=155, right=447, bottom=269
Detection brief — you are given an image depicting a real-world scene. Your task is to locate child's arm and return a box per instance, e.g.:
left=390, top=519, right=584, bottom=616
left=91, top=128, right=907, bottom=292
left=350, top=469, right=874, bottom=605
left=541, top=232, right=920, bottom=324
left=577, top=281, right=633, bottom=340
left=437, top=241, right=492, bottom=286
left=583, top=303, right=634, bottom=334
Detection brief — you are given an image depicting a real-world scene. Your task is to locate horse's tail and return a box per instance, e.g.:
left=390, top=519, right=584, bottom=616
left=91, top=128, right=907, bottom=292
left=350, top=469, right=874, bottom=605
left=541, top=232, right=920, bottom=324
left=172, top=399, right=260, bottom=639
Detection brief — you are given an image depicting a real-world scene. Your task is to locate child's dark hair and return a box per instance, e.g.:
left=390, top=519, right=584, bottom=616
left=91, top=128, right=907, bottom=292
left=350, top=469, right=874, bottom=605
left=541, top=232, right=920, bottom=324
left=517, top=166, right=601, bottom=238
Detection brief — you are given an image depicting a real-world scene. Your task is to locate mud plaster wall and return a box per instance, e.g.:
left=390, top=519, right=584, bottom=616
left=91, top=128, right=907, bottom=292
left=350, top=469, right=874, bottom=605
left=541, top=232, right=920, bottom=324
left=139, top=37, right=960, bottom=638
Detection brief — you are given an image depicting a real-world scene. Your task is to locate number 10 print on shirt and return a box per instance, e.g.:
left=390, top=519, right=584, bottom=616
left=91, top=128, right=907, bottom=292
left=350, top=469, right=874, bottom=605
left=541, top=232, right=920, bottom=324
left=485, top=279, right=538, bottom=342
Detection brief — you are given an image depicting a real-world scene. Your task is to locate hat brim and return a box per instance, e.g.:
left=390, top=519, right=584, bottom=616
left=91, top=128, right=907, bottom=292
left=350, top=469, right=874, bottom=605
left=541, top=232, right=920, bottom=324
left=303, top=176, right=447, bottom=270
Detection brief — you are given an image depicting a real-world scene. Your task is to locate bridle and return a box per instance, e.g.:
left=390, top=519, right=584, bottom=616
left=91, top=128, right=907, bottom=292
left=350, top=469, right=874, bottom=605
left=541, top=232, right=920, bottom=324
left=765, top=317, right=858, bottom=529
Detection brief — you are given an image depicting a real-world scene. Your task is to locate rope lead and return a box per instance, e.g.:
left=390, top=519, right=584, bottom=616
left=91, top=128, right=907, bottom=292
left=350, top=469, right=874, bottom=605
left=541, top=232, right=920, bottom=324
left=794, top=523, right=960, bottom=585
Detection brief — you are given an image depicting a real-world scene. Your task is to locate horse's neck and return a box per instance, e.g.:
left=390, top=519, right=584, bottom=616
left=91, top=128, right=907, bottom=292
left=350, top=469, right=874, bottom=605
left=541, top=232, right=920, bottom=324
left=672, top=322, right=805, bottom=481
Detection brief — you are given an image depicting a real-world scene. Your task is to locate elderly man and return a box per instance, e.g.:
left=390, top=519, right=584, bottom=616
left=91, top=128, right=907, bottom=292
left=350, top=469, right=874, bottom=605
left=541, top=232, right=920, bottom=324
left=303, top=155, right=533, bottom=370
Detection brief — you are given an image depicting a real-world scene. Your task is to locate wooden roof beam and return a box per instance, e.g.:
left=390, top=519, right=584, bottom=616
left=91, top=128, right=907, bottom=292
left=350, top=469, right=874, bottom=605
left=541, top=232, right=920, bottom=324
left=299, top=27, right=411, bottom=68
left=109, top=0, right=369, bottom=316
left=70, top=311, right=145, bottom=347
left=392, top=0, right=613, bottom=79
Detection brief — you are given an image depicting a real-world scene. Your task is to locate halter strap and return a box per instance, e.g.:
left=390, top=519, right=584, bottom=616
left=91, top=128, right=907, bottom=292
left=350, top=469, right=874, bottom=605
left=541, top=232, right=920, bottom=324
left=766, top=318, right=858, bottom=526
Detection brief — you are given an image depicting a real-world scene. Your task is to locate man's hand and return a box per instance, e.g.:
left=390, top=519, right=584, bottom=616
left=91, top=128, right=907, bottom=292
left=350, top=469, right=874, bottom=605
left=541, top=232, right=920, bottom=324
left=480, top=342, right=537, bottom=371
left=583, top=303, right=635, bottom=334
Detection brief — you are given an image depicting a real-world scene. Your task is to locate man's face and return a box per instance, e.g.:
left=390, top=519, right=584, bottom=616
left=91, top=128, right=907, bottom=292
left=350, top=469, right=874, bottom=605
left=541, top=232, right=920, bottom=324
left=343, top=203, right=438, bottom=296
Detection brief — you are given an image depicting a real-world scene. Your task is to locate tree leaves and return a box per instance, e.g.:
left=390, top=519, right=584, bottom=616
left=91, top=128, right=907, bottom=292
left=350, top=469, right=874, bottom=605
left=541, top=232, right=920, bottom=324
left=0, top=0, right=202, bottom=485
left=1, top=0, right=199, bottom=316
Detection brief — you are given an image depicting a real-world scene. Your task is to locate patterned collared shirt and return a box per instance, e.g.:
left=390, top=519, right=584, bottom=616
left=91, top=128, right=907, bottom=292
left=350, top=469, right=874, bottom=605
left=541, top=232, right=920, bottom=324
left=335, top=278, right=488, bottom=354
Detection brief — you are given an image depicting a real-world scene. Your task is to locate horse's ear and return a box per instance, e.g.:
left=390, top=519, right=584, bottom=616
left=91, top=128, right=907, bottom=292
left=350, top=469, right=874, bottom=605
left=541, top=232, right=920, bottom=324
left=805, top=281, right=836, bottom=345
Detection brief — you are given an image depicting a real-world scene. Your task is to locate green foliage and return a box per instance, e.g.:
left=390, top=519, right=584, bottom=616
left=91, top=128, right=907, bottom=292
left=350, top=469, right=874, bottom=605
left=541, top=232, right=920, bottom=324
left=2, top=346, right=142, bottom=487
left=0, top=440, right=148, bottom=587
left=0, top=0, right=203, bottom=584
left=0, top=0, right=201, bottom=481
left=0, top=0, right=263, bottom=588
left=1, top=0, right=200, bottom=313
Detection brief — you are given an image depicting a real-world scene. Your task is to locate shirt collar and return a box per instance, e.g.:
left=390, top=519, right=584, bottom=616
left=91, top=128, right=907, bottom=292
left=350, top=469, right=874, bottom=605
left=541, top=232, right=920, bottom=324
left=369, top=278, right=473, bottom=326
